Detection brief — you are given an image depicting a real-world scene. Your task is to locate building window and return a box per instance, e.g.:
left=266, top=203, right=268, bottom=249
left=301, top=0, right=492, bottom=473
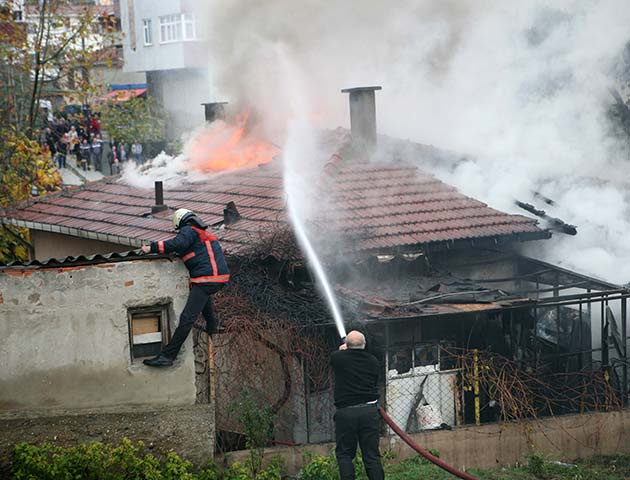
left=127, top=304, right=170, bottom=361
left=159, top=14, right=182, bottom=43
left=182, top=13, right=196, bottom=40
left=143, top=18, right=152, bottom=45
left=159, top=13, right=196, bottom=43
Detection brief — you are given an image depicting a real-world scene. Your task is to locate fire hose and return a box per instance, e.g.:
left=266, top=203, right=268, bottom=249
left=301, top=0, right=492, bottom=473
left=378, top=407, right=479, bottom=480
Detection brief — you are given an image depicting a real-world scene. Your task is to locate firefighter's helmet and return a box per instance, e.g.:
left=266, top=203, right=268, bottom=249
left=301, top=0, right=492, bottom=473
left=172, top=208, right=194, bottom=230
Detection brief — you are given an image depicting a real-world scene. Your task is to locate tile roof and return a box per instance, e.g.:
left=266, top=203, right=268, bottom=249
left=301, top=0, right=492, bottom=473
left=1, top=138, right=549, bottom=256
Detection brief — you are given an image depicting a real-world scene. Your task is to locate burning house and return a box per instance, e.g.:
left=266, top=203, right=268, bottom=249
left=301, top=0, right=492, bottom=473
left=1, top=87, right=628, bottom=453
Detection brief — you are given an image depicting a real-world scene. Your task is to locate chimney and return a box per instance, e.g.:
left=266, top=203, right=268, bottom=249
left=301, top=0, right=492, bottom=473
left=341, top=86, right=382, bottom=149
left=201, top=102, right=228, bottom=123
left=223, top=201, right=241, bottom=226
left=151, top=181, right=168, bottom=213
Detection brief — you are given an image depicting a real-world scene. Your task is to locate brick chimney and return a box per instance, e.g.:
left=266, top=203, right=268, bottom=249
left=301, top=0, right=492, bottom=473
left=341, top=86, right=382, bottom=150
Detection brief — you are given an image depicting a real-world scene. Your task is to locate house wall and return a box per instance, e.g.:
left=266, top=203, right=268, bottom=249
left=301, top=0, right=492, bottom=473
left=0, top=258, right=194, bottom=413
left=30, top=230, right=130, bottom=260
left=146, top=68, right=209, bottom=134
left=0, top=257, right=215, bottom=463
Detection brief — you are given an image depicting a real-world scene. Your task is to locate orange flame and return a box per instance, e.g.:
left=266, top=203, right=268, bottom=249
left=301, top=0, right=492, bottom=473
left=187, top=111, right=280, bottom=172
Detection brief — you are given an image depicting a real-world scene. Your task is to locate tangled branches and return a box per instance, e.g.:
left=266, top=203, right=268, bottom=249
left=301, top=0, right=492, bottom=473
left=211, top=227, right=335, bottom=448
left=451, top=347, right=622, bottom=424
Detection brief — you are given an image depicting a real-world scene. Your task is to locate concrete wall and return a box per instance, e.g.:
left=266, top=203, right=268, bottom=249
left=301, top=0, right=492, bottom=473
left=220, top=409, right=630, bottom=475
left=0, top=258, right=194, bottom=414
left=146, top=68, right=209, bottom=134
left=30, top=230, right=130, bottom=260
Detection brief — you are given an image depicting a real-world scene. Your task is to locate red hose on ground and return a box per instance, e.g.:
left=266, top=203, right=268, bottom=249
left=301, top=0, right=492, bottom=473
left=379, top=407, right=479, bottom=480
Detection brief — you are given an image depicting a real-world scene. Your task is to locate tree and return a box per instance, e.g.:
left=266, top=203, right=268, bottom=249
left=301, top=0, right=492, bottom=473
left=0, top=0, right=116, bottom=132
left=0, top=127, right=62, bottom=262
left=0, top=0, right=112, bottom=262
left=98, top=96, right=167, bottom=146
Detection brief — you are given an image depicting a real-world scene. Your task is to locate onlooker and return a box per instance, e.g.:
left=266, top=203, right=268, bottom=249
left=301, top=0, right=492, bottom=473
left=111, top=149, right=120, bottom=175
left=44, top=127, right=56, bottom=157
left=330, top=331, right=384, bottom=480
left=131, top=139, right=143, bottom=165
left=91, top=134, right=103, bottom=172
left=79, top=138, right=91, bottom=171
left=68, top=126, right=79, bottom=159
left=56, top=133, right=68, bottom=169
left=110, top=137, right=119, bottom=159
left=90, top=114, right=101, bottom=136
left=119, top=143, right=128, bottom=163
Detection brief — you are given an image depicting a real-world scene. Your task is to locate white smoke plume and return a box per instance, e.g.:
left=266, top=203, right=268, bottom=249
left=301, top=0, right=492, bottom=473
left=206, top=0, right=630, bottom=284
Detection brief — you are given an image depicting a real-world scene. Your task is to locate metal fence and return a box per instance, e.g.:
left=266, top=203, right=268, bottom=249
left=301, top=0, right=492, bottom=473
left=212, top=288, right=630, bottom=451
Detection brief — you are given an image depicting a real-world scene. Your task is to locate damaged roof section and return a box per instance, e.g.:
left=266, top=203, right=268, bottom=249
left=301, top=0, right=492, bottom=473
left=337, top=253, right=621, bottom=322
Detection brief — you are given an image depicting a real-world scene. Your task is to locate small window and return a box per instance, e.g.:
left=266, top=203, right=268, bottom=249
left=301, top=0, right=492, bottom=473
left=128, top=305, right=170, bottom=361
left=389, top=346, right=412, bottom=375
left=182, top=13, right=195, bottom=40
left=143, top=18, right=152, bottom=45
left=414, top=343, right=438, bottom=367
left=159, top=14, right=181, bottom=43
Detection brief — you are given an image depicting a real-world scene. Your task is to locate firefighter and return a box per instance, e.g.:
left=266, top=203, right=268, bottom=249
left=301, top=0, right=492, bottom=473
left=330, top=331, right=384, bottom=480
left=141, top=208, right=229, bottom=367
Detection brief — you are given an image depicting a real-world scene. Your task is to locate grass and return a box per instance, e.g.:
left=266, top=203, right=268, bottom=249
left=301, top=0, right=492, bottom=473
left=384, top=454, right=630, bottom=480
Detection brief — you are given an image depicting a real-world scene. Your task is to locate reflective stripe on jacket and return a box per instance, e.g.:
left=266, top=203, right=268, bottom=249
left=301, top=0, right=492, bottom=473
left=150, top=225, right=230, bottom=284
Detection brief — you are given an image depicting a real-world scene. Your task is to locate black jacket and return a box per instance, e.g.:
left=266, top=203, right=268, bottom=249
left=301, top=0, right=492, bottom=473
left=330, top=349, right=380, bottom=408
left=150, top=225, right=229, bottom=284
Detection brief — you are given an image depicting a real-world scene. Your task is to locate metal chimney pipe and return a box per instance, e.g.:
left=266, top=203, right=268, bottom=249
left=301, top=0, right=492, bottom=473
left=201, top=102, right=228, bottom=123
left=151, top=181, right=168, bottom=213
left=341, top=86, right=382, bottom=149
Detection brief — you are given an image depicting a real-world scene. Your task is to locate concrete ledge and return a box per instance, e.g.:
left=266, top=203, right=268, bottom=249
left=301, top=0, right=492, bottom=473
left=0, top=404, right=214, bottom=469
left=219, top=409, right=630, bottom=474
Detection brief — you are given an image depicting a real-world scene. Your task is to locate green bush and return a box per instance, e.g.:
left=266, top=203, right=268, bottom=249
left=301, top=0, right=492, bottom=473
left=11, top=439, right=186, bottom=480
left=229, top=389, right=275, bottom=477
left=299, top=452, right=339, bottom=480
left=298, top=451, right=372, bottom=480
left=10, top=439, right=283, bottom=480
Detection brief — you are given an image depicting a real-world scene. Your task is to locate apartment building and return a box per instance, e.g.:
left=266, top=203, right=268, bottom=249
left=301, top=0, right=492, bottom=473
left=120, top=0, right=212, bottom=135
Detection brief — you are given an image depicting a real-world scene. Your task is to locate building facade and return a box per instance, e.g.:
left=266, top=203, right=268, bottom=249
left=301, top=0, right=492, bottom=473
left=119, top=0, right=212, bottom=135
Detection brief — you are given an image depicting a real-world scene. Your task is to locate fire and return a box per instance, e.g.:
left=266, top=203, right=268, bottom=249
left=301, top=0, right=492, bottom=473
left=186, top=111, right=280, bottom=173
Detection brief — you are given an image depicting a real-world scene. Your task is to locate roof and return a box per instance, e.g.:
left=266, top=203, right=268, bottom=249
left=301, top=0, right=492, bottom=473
left=97, top=88, right=147, bottom=103
left=0, top=135, right=549, bottom=256
left=336, top=252, right=623, bottom=322
left=0, top=250, right=171, bottom=270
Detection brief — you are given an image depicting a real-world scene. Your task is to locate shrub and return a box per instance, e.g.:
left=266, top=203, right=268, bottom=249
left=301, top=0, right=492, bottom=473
left=11, top=439, right=188, bottom=480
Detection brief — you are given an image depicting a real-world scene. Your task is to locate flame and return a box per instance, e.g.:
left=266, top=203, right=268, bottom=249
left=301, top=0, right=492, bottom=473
left=187, top=111, right=280, bottom=172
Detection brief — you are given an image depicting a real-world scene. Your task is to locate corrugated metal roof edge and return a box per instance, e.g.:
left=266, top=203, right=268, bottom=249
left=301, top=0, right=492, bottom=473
left=0, top=250, right=174, bottom=269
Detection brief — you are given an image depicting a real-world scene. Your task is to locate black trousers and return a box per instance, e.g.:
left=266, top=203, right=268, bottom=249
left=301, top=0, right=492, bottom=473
left=334, top=404, right=384, bottom=480
left=162, top=283, right=223, bottom=359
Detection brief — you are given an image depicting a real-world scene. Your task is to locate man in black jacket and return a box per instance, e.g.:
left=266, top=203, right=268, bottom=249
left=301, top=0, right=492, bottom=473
left=330, top=330, right=384, bottom=480
left=141, top=208, right=229, bottom=367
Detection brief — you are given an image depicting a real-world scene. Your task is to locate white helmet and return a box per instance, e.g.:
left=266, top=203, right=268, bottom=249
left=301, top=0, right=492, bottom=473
left=172, top=208, right=194, bottom=230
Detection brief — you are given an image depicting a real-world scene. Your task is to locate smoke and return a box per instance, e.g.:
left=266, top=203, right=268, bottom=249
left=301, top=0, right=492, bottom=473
left=206, top=0, right=630, bottom=284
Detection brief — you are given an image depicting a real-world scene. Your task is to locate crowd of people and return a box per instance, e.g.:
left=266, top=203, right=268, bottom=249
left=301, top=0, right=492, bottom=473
left=108, top=137, right=144, bottom=174
left=39, top=112, right=144, bottom=175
